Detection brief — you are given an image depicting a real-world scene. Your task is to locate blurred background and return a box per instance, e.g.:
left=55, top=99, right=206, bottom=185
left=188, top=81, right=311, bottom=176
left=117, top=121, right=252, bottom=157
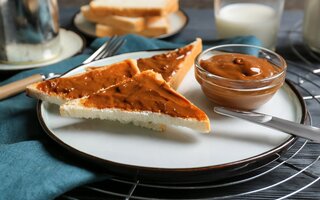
left=59, top=0, right=304, bottom=10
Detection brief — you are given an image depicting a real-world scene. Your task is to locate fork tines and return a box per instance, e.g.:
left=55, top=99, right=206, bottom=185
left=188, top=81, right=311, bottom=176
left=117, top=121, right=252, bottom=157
left=82, top=36, right=126, bottom=64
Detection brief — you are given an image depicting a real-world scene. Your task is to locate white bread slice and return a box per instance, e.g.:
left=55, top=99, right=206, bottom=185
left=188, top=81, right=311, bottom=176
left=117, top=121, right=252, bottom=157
left=26, top=59, right=140, bottom=105
left=140, top=17, right=169, bottom=37
left=60, top=70, right=210, bottom=133
left=90, top=0, right=179, bottom=17
left=81, top=5, right=145, bottom=32
left=95, top=16, right=169, bottom=37
left=137, top=38, right=202, bottom=89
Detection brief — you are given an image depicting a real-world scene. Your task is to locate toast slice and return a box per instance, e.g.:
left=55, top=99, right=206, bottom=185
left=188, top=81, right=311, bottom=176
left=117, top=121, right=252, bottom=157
left=90, top=0, right=179, bottom=17
left=95, top=16, right=169, bottom=37
left=60, top=70, right=210, bottom=133
left=139, top=17, right=169, bottom=37
left=81, top=5, right=145, bottom=32
left=137, top=38, right=202, bottom=89
left=26, top=59, right=140, bottom=105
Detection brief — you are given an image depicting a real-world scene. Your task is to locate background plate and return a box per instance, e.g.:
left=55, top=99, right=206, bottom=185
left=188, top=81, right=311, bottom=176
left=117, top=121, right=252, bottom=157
left=38, top=51, right=306, bottom=183
left=73, top=10, right=189, bottom=39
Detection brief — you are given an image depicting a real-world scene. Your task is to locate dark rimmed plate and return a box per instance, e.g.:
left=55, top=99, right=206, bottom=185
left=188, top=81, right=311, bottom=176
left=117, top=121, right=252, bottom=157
left=72, top=10, right=189, bottom=39
left=37, top=51, right=306, bottom=184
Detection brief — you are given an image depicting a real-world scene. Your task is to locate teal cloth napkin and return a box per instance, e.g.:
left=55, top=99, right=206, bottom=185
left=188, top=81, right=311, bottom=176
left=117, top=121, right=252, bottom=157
left=0, top=34, right=261, bottom=200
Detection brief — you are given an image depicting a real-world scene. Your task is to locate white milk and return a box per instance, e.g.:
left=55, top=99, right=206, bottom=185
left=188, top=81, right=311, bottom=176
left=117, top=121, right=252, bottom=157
left=303, top=0, right=320, bottom=53
left=215, top=3, right=279, bottom=50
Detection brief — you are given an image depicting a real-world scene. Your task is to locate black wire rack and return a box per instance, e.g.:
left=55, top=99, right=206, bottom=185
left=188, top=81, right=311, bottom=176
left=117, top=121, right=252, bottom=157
left=59, top=22, right=320, bottom=200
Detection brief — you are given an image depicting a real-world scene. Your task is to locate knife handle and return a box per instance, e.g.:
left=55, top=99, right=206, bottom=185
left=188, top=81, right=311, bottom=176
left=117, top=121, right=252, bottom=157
left=0, top=74, right=44, bottom=100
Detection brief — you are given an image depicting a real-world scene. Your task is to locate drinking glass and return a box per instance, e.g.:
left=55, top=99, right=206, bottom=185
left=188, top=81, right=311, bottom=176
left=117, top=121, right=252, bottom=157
left=0, top=0, right=60, bottom=64
left=214, top=0, right=285, bottom=50
left=303, top=0, right=320, bottom=53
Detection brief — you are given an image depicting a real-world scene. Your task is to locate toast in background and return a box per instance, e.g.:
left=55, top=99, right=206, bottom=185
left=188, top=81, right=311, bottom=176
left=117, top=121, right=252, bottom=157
left=26, top=59, right=140, bottom=105
left=80, top=0, right=180, bottom=37
left=96, top=16, right=169, bottom=37
left=90, top=0, right=179, bottom=17
left=60, top=70, right=210, bottom=133
left=81, top=5, right=145, bottom=32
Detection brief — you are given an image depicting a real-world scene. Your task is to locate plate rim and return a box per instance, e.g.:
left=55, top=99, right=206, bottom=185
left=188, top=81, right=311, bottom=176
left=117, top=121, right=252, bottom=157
left=0, top=28, right=86, bottom=71
left=72, top=9, right=189, bottom=39
left=36, top=51, right=307, bottom=182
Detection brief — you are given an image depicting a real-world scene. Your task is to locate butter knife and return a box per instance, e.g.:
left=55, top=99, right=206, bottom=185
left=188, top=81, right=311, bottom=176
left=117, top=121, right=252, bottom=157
left=214, top=107, right=320, bottom=143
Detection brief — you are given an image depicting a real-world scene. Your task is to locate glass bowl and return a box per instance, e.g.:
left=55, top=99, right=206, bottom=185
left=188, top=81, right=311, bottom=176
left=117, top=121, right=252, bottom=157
left=194, top=44, right=287, bottom=110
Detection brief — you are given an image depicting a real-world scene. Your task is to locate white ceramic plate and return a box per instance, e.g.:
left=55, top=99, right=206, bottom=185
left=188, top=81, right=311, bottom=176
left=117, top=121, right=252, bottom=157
left=38, top=51, right=305, bottom=182
left=0, top=29, right=85, bottom=71
left=73, top=10, right=188, bottom=39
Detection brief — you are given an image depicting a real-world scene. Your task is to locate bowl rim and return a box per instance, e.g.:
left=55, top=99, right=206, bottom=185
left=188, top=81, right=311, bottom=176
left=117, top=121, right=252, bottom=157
left=195, top=44, right=287, bottom=83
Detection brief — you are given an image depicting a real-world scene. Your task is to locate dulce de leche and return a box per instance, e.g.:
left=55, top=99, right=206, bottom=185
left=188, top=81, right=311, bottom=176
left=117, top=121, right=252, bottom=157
left=137, top=45, right=193, bottom=82
left=36, top=59, right=139, bottom=100
left=196, top=53, right=286, bottom=110
left=82, top=70, right=208, bottom=121
left=200, top=54, right=281, bottom=80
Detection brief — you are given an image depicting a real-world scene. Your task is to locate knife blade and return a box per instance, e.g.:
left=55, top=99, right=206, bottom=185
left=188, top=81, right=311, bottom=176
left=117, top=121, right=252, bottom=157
left=214, top=107, right=320, bottom=143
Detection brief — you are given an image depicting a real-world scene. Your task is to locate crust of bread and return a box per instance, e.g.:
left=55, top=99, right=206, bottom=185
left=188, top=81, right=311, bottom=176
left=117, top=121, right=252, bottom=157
left=26, top=59, right=140, bottom=105
left=140, top=17, right=169, bottom=37
left=26, top=84, right=66, bottom=105
left=81, top=5, right=145, bottom=32
left=60, top=70, right=210, bottom=133
left=60, top=100, right=209, bottom=132
left=168, top=38, right=202, bottom=89
left=95, top=16, right=169, bottom=37
left=96, top=24, right=116, bottom=37
left=90, top=0, right=179, bottom=17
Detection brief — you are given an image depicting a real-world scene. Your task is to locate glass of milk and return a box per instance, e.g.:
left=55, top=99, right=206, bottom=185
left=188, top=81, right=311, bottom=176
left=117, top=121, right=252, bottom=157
left=214, top=0, right=285, bottom=50
left=303, top=0, right=320, bottom=53
left=0, top=0, right=60, bottom=64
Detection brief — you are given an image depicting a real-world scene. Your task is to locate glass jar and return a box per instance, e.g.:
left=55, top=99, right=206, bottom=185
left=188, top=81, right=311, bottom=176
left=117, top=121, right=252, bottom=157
left=0, top=0, right=60, bottom=64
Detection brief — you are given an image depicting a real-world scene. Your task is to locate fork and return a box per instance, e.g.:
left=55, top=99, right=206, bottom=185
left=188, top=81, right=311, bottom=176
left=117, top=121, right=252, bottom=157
left=0, top=36, right=126, bottom=100
left=83, top=36, right=126, bottom=64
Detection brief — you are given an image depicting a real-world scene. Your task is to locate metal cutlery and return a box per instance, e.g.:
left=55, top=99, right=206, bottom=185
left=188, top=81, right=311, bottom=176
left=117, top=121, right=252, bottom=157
left=214, top=107, right=320, bottom=143
left=82, top=36, right=126, bottom=64
left=0, top=36, right=126, bottom=100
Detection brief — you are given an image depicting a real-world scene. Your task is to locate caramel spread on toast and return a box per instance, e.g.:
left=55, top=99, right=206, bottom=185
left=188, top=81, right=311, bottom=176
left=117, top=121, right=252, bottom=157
left=37, top=59, right=139, bottom=99
left=82, top=70, right=208, bottom=121
left=137, top=45, right=193, bottom=82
